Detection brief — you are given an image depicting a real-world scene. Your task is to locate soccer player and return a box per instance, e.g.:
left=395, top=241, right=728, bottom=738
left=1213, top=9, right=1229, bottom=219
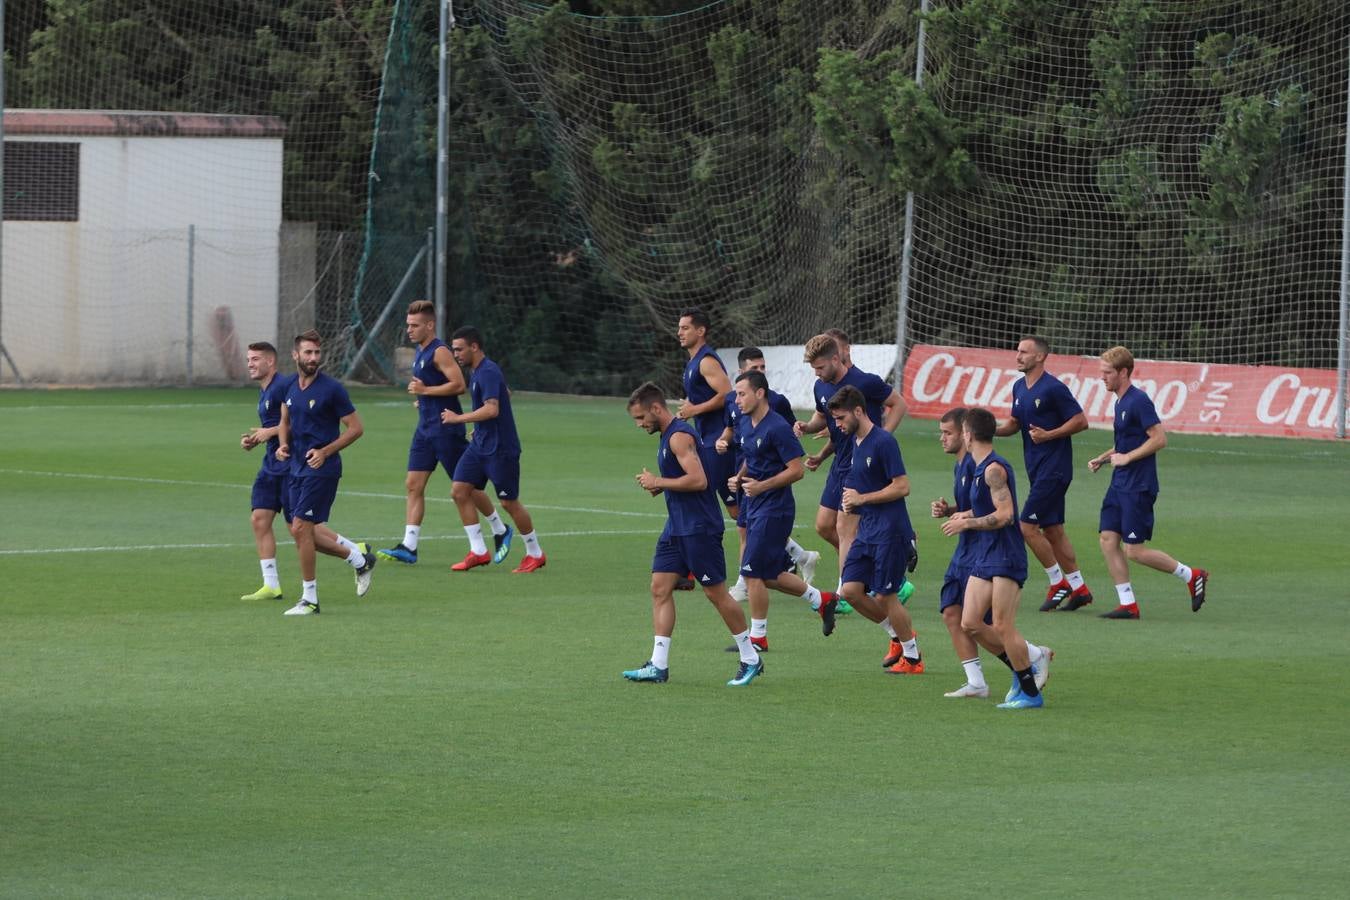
left=275, top=330, right=376, bottom=615
left=940, top=407, right=1043, bottom=708
left=795, top=335, right=907, bottom=589
left=715, top=346, right=820, bottom=602
left=995, top=336, right=1095, bottom=611
left=240, top=341, right=295, bottom=601
left=932, top=408, right=1052, bottom=699
left=1088, top=346, right=1209, bottom=619
left=441, top=326, right=546, bottom=573
left=827, top=385, right=924, bottom=675
left=728, top=370, right=836, bottom=650
left=377, top=301, right=510, bottom=566
left=621, top=382, right=764, bottom=687
left=675, top=308, right=735, bottom=513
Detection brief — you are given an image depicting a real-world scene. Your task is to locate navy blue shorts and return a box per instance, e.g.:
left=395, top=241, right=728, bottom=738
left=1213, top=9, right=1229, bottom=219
left=741, top=514, right=794, bottom=580
left=705, top=450, right=737, bottom=510
left=841, top=538, right=908, bottom=597
left=735, top=491, right=749, bottom=528
left=1020, top=476, right=1069, bottom=528
left=453, top=445, right=520, bottom=501
left=1100, top=486, right=1155, bottom=544
left=939, top=562, right=972, bottom=612
left=288, top=475, right=339, bottom=524
left=408, top=428, right=468, bottom=476
left=818, top=464, right=846, bottom=511
left=652, top=531, right=726, bottom=586
left=251, top=470, right=292, bottom=523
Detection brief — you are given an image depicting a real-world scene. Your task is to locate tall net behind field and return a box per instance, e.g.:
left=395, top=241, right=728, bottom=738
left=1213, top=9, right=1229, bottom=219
left=447, top=0, right=913, bottom=394
left=901, top=0, right=1348, bottom=369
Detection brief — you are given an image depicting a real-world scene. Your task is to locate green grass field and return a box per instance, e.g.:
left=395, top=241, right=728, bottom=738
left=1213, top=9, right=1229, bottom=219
left=2, top=387, right=1348, bottom=898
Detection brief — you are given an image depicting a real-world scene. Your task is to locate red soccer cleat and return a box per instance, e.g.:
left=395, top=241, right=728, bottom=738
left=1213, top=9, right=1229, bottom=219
left=451, top=552, right=491, bottom=572
left=881, top=639, right=904, bottom=668
left=1100, top=604, right=1140, bottom=620
left=512, top=553, right=547, bottom=574
left=886, top=656, right=925, bottom=675
left=1188, top=568, right=1209, bottom=612
left=1040, top=579, right=1072, bottom=612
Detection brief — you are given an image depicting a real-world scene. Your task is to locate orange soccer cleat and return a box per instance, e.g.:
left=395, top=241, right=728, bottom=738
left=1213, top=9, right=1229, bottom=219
left=451, top=552, right=492, bottom=572
left=512, top=554, right=547, bottom=574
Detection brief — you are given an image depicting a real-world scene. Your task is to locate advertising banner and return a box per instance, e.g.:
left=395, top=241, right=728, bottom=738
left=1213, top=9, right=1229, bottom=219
left=902, top=344, right=1345, bottom=440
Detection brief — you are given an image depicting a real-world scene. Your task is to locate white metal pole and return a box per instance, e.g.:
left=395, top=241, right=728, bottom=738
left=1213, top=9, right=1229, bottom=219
left=1339, top=35, right=1350, bottom=438
left=435, top=1, right=453, bottom=337
left=893, top=0, right=929, bottom=390
left=186, top=224, right=196, bottom=384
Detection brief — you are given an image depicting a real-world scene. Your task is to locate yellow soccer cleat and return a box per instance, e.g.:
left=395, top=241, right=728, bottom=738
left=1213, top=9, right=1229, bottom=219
left=240, top=585, right=285, bottom=601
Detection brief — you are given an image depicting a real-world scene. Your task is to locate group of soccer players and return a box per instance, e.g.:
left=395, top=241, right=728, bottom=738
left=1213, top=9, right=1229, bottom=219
left=621, top=310, right=1210, bottom=707
left=239, top=303, right=547, bottom=616
left=238, top=302, right=1210, bottom=704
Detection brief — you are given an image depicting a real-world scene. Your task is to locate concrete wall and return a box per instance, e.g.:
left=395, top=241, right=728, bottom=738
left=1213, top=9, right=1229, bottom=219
left=2, top=134, right=282, bottom=383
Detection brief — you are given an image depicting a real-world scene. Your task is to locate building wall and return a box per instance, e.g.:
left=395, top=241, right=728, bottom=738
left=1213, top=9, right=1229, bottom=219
left=2, top=134, right=282, bottom=383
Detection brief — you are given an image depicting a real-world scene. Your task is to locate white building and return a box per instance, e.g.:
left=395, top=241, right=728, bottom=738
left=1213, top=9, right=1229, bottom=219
left=2, top=109, right=285, bottom=383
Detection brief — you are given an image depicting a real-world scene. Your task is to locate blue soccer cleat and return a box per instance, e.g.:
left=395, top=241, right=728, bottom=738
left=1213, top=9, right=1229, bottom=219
left=727, top=658, right=764, bottom=687
left=997, top=690, right=1044, bottom=709
left=376, top=543, right=417, bottom=565
left=622, top=661, right=668, bottom=683
left=492, top=526, right=515, bottom=564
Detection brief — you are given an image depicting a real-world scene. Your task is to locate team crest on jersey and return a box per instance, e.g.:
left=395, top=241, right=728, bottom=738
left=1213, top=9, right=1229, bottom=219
left=1034, top=398, right=1041, bottom=409
left=865, top=456, right=873, bottom=467
left=756, top=438, right=763, bottom=447
left=308, top=399, right=315, bottom=409
left=264, top=400, right=270, bottom=410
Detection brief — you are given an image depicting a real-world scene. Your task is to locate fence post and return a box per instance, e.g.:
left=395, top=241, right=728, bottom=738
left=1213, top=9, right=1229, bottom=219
left=893, top=0, right=929, bottom=390
left=186, top=224, right=196, bottom=384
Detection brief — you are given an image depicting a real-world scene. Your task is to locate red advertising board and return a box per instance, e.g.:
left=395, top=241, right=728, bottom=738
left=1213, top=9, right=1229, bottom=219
left=902, top=344, right=1346, bottom=440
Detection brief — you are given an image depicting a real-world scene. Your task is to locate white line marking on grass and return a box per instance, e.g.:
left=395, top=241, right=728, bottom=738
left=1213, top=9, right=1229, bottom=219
left=0, top=468, right=669, bottom=518
left=0, top=529, right=660, bottom=556
left=0, top=402, right=240, bottom=412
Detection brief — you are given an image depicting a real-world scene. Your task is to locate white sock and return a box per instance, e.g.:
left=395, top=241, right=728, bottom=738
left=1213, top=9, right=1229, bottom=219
left=651, top=635, right=671, bottom=670
left=836, top=577, right=844, bottom=594
left=1025, top=641, right=1044, bottom=665
left=1173, top=563, right=1192, bottom=582
left=486, top=511, right=507, bottom=537
left=785, top=537, right=806, bottom=564
left=1115, top=583, right=1137, bottom=606
left=801, top=585, right=822, bottom=610
left=732, top=630, right=759, bottom=664
left=961, top=657, right=987, bottom=689
left=403, top=524, right=421, bottom=551
left=345, top=547, right=365, bottom=569
left=302, top=579, right=317, bottom=603
left=880, top=620, right=898, bottom=639
left=334, top=534, right=359, bottom=554
left=734, top=575, right=747, bottom=592
left=260, top=558, right=280, bottom=590
left=901, top=636, right=920, bottom=660
left=465, top=523, right=488, bottom=555
left=750, top=618, right=768, bottom=639
left=1045, top=564, right=1064, bottom=585
left=522, top=530, right=543, bottom=557
left=1066, top=569, right=1085, bottom=591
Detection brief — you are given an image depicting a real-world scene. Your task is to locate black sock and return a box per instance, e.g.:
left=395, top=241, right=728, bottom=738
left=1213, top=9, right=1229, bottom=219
left=997, top=652, right=1013, bottom=671
left=1016, top=667, right=1039, bottom=697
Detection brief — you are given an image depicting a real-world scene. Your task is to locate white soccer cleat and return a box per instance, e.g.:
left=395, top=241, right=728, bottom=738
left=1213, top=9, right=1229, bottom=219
left=943, top=682, right=990, bottom=699
left=284, top=600, right=319, bottom=616
left=354, top=542, right=377, bottom=598
left=798, top=550, right=820, bottom=586
left=1035, top=645, right=1053, bottom=690
left=729, top=578, right=749, bottom=603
